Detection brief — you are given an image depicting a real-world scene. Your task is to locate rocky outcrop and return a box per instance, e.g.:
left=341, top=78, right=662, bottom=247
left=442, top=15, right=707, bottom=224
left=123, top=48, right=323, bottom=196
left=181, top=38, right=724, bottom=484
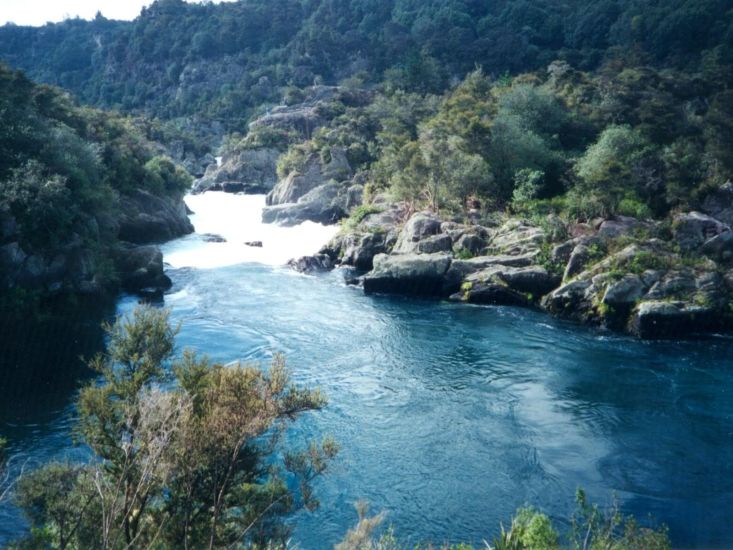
left=312, top=206, right=733, bottom=339
left=118, top=189, right=194, bottom=244
left=363, top=253, right=452, bottom=296
left=262, top=149, right=358, bottom=226
left=249, top=86, right=372, bottom=139
left=392, top=212, right=443, bottom=254
left=193, top=147, right=280, bottom=194
left=113, top=244, right=172, bottom=295
left=288, top=254, right=334, bottom=273
left=672, top=211, right=730, bottom=252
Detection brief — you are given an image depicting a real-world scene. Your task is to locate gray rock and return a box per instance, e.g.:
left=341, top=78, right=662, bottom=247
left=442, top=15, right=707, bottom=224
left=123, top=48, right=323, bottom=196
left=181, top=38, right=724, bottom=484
left=645, top=271, right=696, bottom=300
left=551, top=240, right=577, bottom=265
left=202, top=233, right=227, bottom=243
left=363, top=253, right=452, bottom=296
left=455, top=233, right=487, bottom=256
left=288, top=254, right=333, bottom=273
left=113, top=244, right=172, bottom=293
left=602, top=275, right=646, bottom=308
left=487, top=221, right=545, bottom=256
left=451, top=282, right=530, bottom=307
left=701, top=180, right=733, bottom=226
left=392, top=212, right=442, bottom=254
left=465, top=265, right=559, bottom=297
left=564, top=245, right=591, bottom=280
left=118, top=189, right=194, bottom=244
left=341, top=233, right=387, bottom=271
left=267, top=156, right=327, bottom=206
left=541, top=280, right=596, bottom=321
left=702, top=231, right=733, bottom=263
left=244, top=241, right=263, bottom=248
left=267, top=148, right=352, bottom=206
left=416, top=234, right=453, bottom=254
left=444, top=254, right=538, bottom=291
left=597, top=216, right=646, bottom=239
left=673, top=211, right=730, bottom=252
left=631, top=301, right=723, bottom=339
left=262, top=181, right=348, bottom=226
left=0, top=242, right=27, bottom=270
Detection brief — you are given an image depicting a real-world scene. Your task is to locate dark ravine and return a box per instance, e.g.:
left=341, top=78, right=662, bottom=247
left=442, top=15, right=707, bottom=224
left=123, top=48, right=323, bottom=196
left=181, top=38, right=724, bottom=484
left=289, top=196, right=733, bottom=340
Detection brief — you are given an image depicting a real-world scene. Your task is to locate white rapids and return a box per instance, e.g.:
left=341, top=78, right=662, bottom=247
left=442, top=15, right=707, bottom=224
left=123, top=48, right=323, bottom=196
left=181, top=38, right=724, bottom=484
left=160, top=192, right=340, bottom=269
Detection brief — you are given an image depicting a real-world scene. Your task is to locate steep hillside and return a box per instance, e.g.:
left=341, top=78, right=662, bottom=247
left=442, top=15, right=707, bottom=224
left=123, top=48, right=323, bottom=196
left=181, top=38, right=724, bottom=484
left=0, top=64, right=193, bottom=313
left=1, top=0, right=730, bottom=133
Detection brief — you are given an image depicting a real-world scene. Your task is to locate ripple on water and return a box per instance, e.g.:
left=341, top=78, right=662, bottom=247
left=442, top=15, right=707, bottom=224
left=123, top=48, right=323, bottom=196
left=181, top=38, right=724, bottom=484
left=2, top=193, right=733, bottom=548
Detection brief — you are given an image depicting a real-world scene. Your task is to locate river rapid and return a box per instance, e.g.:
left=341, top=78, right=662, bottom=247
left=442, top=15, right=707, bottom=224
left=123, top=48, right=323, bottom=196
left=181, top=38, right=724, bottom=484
left=1, top=192, right=732, bottom=548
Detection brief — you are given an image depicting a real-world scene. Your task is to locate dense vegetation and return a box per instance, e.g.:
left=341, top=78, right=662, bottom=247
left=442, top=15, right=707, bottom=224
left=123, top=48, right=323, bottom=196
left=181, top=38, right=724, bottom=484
left=0, top=63, right=191, bottom=309
left=1, top=1, right=732, bottom=545
left=11, top=306, right=337, bottom=549
left=1, top=0, right=730, bottom=131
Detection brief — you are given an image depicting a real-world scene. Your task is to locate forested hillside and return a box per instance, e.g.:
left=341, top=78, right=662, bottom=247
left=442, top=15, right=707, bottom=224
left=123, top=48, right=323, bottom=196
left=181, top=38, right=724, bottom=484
left=1, top=0, right=730, bottom=131
left=2, top=0, right=733, bottom=327
left=0, top=64, right=192, bottom=312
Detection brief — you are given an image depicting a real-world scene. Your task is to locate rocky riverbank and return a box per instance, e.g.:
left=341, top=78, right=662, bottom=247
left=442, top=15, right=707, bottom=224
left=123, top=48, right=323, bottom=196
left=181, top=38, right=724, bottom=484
left=0, top=189, right=193, bottom=307
left=291, top=190, right=733, bottom=339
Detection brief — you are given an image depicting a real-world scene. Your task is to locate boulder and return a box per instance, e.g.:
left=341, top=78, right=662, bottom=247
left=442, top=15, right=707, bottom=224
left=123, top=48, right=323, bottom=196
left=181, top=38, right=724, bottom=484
left=193, top=147, right=280, bottom=195
left=262, top=181, right=349, bottom=226
left=597, top=216, right=646, bottom=239
left=702, top=231, right=733, bottom=263
left=340, top=233, right=387, bottom=271
left=118, top=189, right=194, bottom=244
left=464, top=265, right=559, bottom=297
left=288, top=254, right=333, bottom=273
left=444, top=253, right=538, bottom=292
left=454, top=233, right=487, bottom=256
left=244, top=241, right=263, bottom=248
left=392, top=212, right=442, bottom=254
left=363, top=253, right=452, bottom=296
left=416, top=234, right=453, bottom=254
left=451, top=282, right=530, bottom=307
left=113, top=244, right=172, bottom=294
left=267, top=157, right=326, bottom=206
left=267, top=148, right=352, bottom=206
left=701, top=180, right=733, bottom=226
left=631, top=301, right=723, bottom=339
left=564, top=244, right=592, bottom=280
left=487, top=221, right=545, bottom=256
left=602, top=275, right=646, bottom=308
left=672, top=211, right=730, bottom=252
left=541, top=280, right=596, bottom=322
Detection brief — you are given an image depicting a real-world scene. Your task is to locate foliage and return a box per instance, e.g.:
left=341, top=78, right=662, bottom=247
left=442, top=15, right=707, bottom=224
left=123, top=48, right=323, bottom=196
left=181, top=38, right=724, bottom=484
left=13, top=306, right=337, bottom=549
left=334, top=492, right=668, bottom=550
left=342, top=205, right=384, bottom=232
left=2, top=0, right=731, bottom=127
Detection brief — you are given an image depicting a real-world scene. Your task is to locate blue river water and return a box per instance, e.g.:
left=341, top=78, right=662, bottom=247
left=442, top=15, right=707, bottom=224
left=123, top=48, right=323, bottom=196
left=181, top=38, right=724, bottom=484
left=1, top=194, right=732, bottom=548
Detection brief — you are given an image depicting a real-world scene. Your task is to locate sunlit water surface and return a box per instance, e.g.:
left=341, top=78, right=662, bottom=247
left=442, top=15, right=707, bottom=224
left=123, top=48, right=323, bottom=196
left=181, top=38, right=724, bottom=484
left=1, top=192, right=732, bottom=548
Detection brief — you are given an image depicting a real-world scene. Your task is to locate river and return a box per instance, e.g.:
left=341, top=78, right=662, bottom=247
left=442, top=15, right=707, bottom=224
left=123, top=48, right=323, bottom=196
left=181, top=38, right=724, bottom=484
left=1, top=192, right=732, bottom=548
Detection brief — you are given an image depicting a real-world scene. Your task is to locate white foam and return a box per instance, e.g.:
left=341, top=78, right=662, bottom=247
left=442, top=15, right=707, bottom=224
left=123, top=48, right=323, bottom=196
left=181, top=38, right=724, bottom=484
left=161, top=192, right=340, bottom=269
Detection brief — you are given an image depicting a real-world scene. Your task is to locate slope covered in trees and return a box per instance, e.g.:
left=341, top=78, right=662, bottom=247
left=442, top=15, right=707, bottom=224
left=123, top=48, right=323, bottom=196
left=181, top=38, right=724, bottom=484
left=0, top=63, right=192, bottom=312
left=0, top=0, right=730, bottom=132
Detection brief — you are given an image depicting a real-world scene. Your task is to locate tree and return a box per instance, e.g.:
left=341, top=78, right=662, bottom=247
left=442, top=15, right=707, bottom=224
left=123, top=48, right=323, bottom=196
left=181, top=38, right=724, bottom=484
left=571, top=125, right=652, bottom=218
left=14, top=306, right=337, bottom=549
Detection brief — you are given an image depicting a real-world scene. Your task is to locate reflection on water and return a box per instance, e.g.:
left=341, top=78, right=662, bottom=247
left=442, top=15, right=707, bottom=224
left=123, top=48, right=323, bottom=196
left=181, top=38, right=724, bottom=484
left=1, top=193, right=732, bottom=548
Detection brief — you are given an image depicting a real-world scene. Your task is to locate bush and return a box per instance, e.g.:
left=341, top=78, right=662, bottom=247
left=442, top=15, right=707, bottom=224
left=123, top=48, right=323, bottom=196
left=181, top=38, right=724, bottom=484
left=13, top=306, right=337, bottom=549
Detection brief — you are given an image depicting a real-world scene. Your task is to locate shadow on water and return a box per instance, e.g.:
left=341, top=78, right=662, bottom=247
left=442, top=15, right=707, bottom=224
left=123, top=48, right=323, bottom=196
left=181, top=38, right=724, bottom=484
left=0, top=297, right=117, bottom=542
